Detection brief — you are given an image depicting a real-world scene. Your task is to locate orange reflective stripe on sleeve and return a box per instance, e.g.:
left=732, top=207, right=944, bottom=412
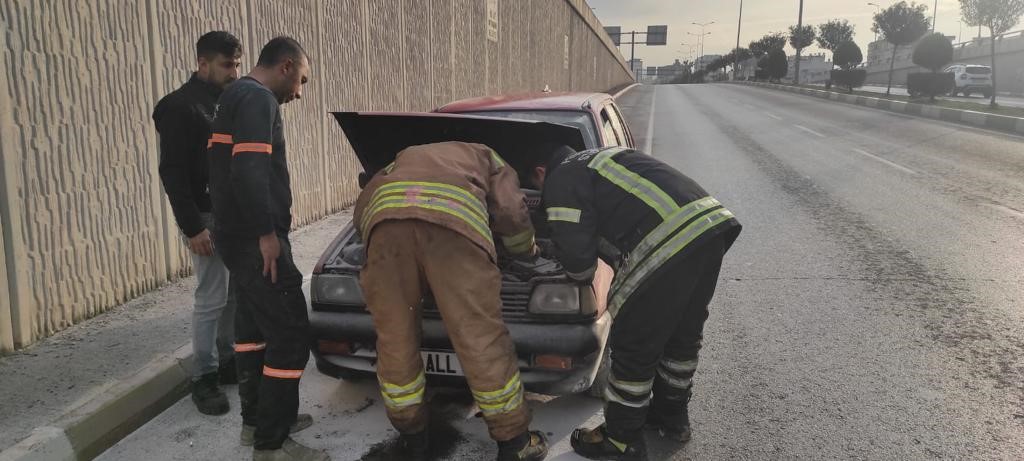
left=207, top=133, right=233, bottom=148
left=232, top=143, right=273, bottom=155
left=263, top=366, right=303, bottom=379
left=234, top=342, right=266, bottom=352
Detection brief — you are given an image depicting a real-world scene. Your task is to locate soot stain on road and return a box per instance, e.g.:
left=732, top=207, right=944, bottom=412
left=358, top=392, right=471, bottom=460
left=688, top=88, right=1024, bottom=406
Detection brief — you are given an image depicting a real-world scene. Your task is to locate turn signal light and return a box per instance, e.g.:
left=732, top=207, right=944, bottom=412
left=533, top=354, right=573, bottom=370
left=317, top=340, right=352, bottom=355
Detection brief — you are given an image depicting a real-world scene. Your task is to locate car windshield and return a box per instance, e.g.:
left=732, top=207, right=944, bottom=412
left=966, top=66, right=991, bottom=75
left=462, top=110, right=599, bottom=148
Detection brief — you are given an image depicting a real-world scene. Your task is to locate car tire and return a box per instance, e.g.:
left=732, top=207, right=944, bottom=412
left=587, top=344, right=611, bottom=398
left=949, top=89, right=958, bottom=97
left=964, top=91, right=972, bottom=97
left=983, top=90, right=992, bottom=98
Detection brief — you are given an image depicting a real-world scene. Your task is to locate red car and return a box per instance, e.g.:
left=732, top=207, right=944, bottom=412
left=309, top=92, right=635, bottom=395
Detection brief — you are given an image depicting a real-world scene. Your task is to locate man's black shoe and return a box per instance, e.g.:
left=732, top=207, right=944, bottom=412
left=570, top=424, right=647, bottom=461
left=191, top=372, right=229, bottom=415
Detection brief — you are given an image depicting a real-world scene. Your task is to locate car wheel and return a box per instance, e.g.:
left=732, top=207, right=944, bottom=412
left=964, top=91, right=972, bottom=97
left=949, top=89, right=958, bottom=97
left=983, top=90, right=992, bottom=98
left=587, top=344, right=611, bottom=398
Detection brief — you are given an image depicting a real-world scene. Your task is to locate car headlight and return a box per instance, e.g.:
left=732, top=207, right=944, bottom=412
left=528, top=284, right=580, bottom=314
left=311, top=273, right=364, bottom=305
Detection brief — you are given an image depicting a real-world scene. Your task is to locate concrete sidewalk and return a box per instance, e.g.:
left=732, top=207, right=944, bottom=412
left=0, top=209, right=352, bottom=460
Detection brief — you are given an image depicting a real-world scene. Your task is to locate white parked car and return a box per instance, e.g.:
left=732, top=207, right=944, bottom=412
left=944, top=64, right=993, bottom=98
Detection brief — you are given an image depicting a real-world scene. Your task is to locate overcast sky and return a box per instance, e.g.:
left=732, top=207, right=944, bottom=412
left=586, top=0, right=1009, bottom=66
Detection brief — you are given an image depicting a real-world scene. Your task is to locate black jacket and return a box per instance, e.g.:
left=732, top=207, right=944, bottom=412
left=542, top=147, right=741, bottom=283
left=152, top=73, right=222, bottom=238
left=208, top=77, right=292, bottom=239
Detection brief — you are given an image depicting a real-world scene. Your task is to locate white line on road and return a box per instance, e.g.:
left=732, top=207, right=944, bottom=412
left=764, top=112, right=782, bottom=120
left=793, top=124, right=826, bottom=138
left=851, top=149, right=919, bottom=175
left=983, top=203, right=1024, bottom=220
left=644, top=86, right=656, bottom=154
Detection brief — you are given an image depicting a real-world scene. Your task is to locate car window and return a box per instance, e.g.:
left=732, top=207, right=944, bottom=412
left=966, top=66, right=991, bottom=75
left=460, top=110, right=600, bottom=148
left=608, top=104, right=633, bottom=148
left=600, top=108, right=623, bottom=147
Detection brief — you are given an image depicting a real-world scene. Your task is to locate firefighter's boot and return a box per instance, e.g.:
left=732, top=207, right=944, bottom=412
left=570, top=424, right=647, bottom=461
left=241, top=414, right=314, bottom=446
left=252, top=438, right=329, bottom=461
left=646, top=387, right=692, bottom=443
left=192, top=372, right=229, bottom=415
left=398, top=430, right=430, bottom=461
left=496, top=430, right=549, bottom=461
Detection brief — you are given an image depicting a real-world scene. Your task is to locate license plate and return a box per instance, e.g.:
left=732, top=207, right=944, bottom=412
left=422, top=350, right=464, bottom=376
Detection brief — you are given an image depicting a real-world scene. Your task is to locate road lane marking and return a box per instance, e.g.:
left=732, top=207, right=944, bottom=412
left=983, top=203, right=1024, bottom=220
left=644, top=86, right=656, bottom=153
left=764, top=112, right=782, bottom=120
left=851, top=148, right=919, bottom=175
left=793, top=124, right=826, bottom=138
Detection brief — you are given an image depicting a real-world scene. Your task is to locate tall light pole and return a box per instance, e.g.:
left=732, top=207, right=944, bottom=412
left=692, top=21, right=715, bottom=69
left=868, top=3, right=882, bottom=42
left=932, top=0, right=937, bottom=33
left=794, top=0, right=804, bottom=85
left=734, top=0, right=744, bottom=80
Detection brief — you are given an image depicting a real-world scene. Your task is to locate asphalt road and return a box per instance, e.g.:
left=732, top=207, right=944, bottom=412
left=100, top=84, right=1024, bottom=460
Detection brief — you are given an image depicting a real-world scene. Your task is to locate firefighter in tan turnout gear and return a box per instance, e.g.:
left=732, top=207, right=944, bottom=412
left=354, top=141, right=549, bottom=461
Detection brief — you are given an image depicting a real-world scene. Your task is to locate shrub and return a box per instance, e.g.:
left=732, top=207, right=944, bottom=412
left=912, top=33, right=954, bottom=72
left=762, top=49, right=788, bottom=82
left=833, top=41, right=864, bottom=70
left=907, top=72, right=954, bottom=99
left=831, top=69, right=867, bottom=93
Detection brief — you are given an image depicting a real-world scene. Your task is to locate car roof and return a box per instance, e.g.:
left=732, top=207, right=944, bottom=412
left=436, top=91, right=610, bottom=113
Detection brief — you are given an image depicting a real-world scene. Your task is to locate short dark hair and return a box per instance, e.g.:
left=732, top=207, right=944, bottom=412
left=196, top=31, right=242, bottom=60
left=256, top=36, right=310, bottom=67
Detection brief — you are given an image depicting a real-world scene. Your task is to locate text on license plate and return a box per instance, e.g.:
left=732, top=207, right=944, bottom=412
left=422, top=350, right=464, bottom=376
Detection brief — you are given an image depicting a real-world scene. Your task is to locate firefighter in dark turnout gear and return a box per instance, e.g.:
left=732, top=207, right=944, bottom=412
left=208, top=37, right=325, bottom=461
left=528, top=146, right=741, bottom=461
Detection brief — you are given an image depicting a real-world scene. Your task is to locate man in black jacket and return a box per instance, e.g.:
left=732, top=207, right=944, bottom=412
left=152, top=31, right=242, bottom=416
left=527, top=146, right=741, bottom=461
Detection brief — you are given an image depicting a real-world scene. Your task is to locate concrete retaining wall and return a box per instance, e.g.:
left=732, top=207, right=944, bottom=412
left=0, top=0, right=632, bottom=351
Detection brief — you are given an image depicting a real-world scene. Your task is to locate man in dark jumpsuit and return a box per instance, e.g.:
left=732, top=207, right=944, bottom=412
left=528, top=146, right=741, bottom=461
left=208, top=36, right=325, bottom=461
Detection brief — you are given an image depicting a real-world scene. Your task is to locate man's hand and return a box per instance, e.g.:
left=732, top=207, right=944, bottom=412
left=188, top=229, right=214, bottom=257
left=259, top=232, right=281, bottom=283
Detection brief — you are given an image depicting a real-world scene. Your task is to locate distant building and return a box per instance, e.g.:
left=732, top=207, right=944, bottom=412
left=787, top=53, right=833, bottom=84
left=646, top=59, right=689, bottom=82
left=697, top=54, right=722, bottom=70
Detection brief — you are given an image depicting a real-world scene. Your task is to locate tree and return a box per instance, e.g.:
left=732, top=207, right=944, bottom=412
left=816, top=19, right=856, bottom=53
left=730, top=47, right=753, bottom=78
left=749, top=32, right=787, bottom=58
left=960, top=0, right=1024, bottom=106
left=912, top=33, right=954, bottom=72
left=764, top=48, right=789, bottom=82
left=833, top=41, right=864, bottom=70
left=872, top=1, right=931, bottom=96
left=789, top=24, right=816, bottom=84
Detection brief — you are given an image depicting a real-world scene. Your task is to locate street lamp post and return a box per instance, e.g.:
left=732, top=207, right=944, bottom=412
left=932, top=0, right=937, bottom=33
left=692, top=21, right=715, bottom=69
left=795, top=0, right=804, bottom=85
left=734, top=0, right=744, bottom=81
left=868, top=2, right=882, bottom=42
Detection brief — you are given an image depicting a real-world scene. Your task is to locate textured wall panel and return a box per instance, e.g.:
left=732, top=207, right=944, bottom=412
left=0, top=0, right=633, bottom=348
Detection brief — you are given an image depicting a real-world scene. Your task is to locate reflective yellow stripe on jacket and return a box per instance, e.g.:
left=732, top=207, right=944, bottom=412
left=379, top=370, right=426, bottom=409
left=361, top=181, right=493, bottom=244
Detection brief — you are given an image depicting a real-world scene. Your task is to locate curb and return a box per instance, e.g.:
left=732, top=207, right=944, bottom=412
left=732, top=81, right=1024, bottom=137
left=0, top=345, right=193, bottom=461
left=612, top=82, right=640, bottom=99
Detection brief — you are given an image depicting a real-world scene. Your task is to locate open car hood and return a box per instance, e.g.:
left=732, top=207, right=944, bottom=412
left=331, top=111, right=587, bottom=181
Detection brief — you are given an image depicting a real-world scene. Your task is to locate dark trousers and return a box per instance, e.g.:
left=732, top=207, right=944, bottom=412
left=218, top=235, right=310, bottom=450
left=604, top=237, right=726, bottom=443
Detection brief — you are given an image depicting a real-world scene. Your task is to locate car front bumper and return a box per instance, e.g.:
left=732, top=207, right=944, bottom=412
left=309, top=309, right=611, bottom=395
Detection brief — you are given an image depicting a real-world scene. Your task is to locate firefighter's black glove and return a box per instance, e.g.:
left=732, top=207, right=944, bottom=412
left=509, top=255, right=563, bottom=278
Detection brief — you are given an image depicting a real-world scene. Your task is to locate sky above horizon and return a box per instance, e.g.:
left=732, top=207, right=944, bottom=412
left=586, top=0, right=1017, bottom=66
